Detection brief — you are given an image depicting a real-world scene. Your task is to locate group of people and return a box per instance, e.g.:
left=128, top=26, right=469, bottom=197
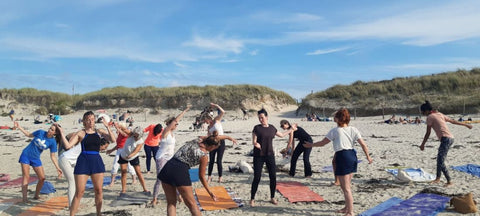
left=14, top=100, right=473, bottom=216
left=383, top=114, right=423, bottom=124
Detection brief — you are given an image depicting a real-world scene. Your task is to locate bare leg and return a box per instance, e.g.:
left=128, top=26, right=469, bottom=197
left=32, top=166, right=46, bottom=199
left=162, top=183, right=178, bottom=216
left=20, top=163, right=30, bottom=202
left=339, top=174, right=354, bottom=216
left=70, top=174, right=89, bottom=216
left=120, top=164, right=128, bottom=193
left=90, top=173, right=104, bottom=216
left=133, top=165, right=149, bottom=192
left=177, top=185, right=201, bottom=216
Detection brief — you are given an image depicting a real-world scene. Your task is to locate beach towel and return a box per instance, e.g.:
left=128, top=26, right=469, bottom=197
left=451, top=164, right=480, bottom=178
left=0, top=198, right=22, bottom=214
left=276, top=181, right=324, bottom=203
left=195, top=186, right=239, bottom=211
left=18, top=196, right=68, bottom=216
left=359, top=197, right=404, bottom=216
left=0, top=173, right=10, bottom=182
left=110, top=191, right=152, bottom=207
left=85, top=176, right=119, bottom=189
left=385, top=168, right=436, bottom=182
left=372, top=193, right=450, bottom=216
left=189, top=168, right=200, bottom=182
left=40, top=181, right=56, bottom=194
left=0, top=176, right=38, bottom=189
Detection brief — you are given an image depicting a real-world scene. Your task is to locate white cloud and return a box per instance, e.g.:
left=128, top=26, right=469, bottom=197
left=250, top=11, right=322, bottom=24
left=173, top=62, right=188, bottom=68
left=306, top=47, right=350, bottom=55
left=183, top=35, right=244, bottom=54
left=249, top=49, right=259, bottom=56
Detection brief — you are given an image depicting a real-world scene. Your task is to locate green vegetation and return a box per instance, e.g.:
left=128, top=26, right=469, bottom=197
left=300, top=68, right=480, bottom=116
left=0, top=85, right=296, bottom=114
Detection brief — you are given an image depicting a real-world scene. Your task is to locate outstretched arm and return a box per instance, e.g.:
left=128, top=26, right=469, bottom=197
left=218, top=135, right=237, bottom=145
left=304, top=137, right=330, bottom=148
left=163, top=104, right=192, bottom=136
left=199, top=156, right=217, bottom=201
left=211, top=103, right=225, bottom=122
left=14, top=122, right=33, bottom=138
left=357, top=138, right=373, bottom=164
left=276, top=124, right=296, bottom=138
left=50, top=152, right=63, bottom=178
left=446, top=118, right=473, bottom=129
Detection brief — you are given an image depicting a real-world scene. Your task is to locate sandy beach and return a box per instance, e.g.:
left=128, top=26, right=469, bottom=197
left=1, top=106, right=479, bottom=215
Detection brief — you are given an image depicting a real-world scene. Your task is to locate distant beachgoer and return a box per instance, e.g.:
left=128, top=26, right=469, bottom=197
left=250, top=108, right=295, bottom=207
left=119, top=110, right=131, bottom=122
left=241, top=108, right=248, bottom=120
left=15, top=121, right=63, bottom=203
left=279, top=120, right=313, bottom=178
left=9, top=109, right=15, bottom=121
left=304, top=108, right=373, bottom=216
left=143, top=124, right=163, bottom=174
left=203, top=103, right=237, bottom=183
left=119, top=126, right=149, bottom=194
left=157, top=131, right=237, bottom=215
left=59, top=111, right=115, bottom=216
left=419, top=101, right=472, bottom=187
left=151, top=104, right=191, bottom=206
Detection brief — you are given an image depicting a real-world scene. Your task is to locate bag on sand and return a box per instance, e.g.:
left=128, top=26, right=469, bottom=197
left=450, top=192, right=477, bottom=214
left=394, top=169, right=412, bottom=183
left=236, top=161, right=253, bottom=174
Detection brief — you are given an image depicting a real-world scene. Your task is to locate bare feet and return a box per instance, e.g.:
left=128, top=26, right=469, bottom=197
left=207, top=176, right=212, bottom=183
left=429, top=179, right=441, bottom=185
left=331, top=181, right=340, bottom=186
left=445, top=182, right=454, bottom=187
left=218, top=176, right=223, bottom=183
left=336, top=207, right=347, bottom=213
left=249, top=199, right=255, bottom=207
left=150, top=199, right=158, bottom=206
left=270, top=198, right=278, bottom=205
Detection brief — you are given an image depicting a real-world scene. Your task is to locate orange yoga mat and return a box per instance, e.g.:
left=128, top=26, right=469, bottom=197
left=18, top=196, right=68, bottom=216
left=276, top=181, right=324, bottom=203
left=195, top=186, right=238, bottom=211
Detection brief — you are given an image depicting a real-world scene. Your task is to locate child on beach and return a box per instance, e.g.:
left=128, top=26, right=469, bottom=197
left=304, top=108, right=373, bottom=216
left=419, top=101, right=473, bottom=187
left=15, top=121, right=63, bottom=203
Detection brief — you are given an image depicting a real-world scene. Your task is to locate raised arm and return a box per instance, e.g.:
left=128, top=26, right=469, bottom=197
left=163, top=104, right=192, bottom=136
left=99, top=117, right=116, bottom=143
left=357, top=138, right=373, bottom=164
left=14, top=122, right=33, bottom=138
left=218, top=135, right=238, bottom=145
left=211, top=103, right=225, bottom=122
left=199, top=156, right=217, bottom=201
left=276, top=125, right=295, bottom=138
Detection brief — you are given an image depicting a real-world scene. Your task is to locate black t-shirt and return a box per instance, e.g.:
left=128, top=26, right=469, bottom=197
left=293, top=127, right=313, bottom=144
left=252, top=124, right=277, bottom=156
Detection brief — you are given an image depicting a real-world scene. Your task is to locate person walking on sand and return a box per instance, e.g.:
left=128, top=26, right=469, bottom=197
left=279, top=120, right=313, bottom=178
left=59, top=111, right=115, bottom=216
left=106, top=122, right=137, bottom=186
left=15, top=121, right=63, bottom=203
left=143, top=123, right=163, bottom=174
left=158, top=131, right=237, bottom=216
left=118, top=126, right=149, bottom=194
left=250, top=108, right=295, bottom=207
left=419, top=101, right=473, bottom=187
left=304, top=108, right=373, bottom=216
left=202, top=103, right=232, bottom=183
left=151, top=104, right=191, bottom=205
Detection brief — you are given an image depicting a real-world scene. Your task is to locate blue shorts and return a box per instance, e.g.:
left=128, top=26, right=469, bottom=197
left=334, top=149, right=357, bottom=176
left=19, top=152, right=42, bottom=167
left=74, top=153, right=105, bottom=175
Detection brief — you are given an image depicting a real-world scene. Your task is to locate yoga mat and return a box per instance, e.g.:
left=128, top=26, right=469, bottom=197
left=110, top=191, right=152, bottom=207
left=195, top=186, right=238, bottom=211
left=276, top=181, right=324, bottom=203
left=0, top=198, right=22, bottom=214
left=85, top=176, right=120, bottom=189
left=189, top=168, right=200, bottom=182
left=372, top=193, right=450, bottom=216
left=451, top=164, right=480, bottom=178
left=18, top=196, right=68, bottom=216
left=385, top=168, right=436, bottom=182
left=0, top=176, right=38, bottom=189
left=359, top=197, right=404, bottom=216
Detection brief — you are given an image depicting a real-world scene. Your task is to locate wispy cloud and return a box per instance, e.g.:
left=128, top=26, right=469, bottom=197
left=183, top=35, right=244, bottom=54
left=249, top=49, right=259, bottom=56
left=306, top=47, right=350, bottom=55
left=249, top=11, right=322, bottom=24
left=173, top=62, right=187, bottom=68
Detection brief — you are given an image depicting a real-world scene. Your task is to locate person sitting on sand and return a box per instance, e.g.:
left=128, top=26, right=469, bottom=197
left=304, top=108, right=373, bottom=216
left=118, top=126, right=149, bottom=194
left=419, top=101, right=473, bottom=187
left=157, top=131, right=237, bottom=216
left=15, top=121, right=63, bottom=203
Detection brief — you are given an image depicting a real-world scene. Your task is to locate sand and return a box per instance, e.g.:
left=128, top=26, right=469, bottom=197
left=0, top=106, right=479, bottom=215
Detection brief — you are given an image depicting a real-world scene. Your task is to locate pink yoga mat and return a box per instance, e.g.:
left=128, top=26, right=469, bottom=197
left=0, top=176, right=38, bottom=189
left=276, top=181, right=324, bottom=203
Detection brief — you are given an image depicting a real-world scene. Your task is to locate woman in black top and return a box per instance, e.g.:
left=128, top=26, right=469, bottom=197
left=280, top=120, right=313, bottom=177
left=250, top=109, right=294, bottom=207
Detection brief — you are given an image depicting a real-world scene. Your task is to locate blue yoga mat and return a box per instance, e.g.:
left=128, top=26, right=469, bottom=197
left=86, top=176, right=120, bottom=189
left=372, top=193, right=450, bottom=216
left=189, top=168, right=200, bottom=182
left=451, top=164, right=480, bottom=178
left=359, top=197, right=403, bottom=216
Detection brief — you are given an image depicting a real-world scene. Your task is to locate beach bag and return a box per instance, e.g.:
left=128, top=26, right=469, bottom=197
left=394, top=169, right=412, bottom=183
left=450, top=192, right=477, bottom=214
left=236, top=160, right=253, bottom=174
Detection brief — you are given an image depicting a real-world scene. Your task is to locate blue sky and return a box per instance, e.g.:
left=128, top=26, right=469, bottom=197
left=1, top=0, right=480, bottom=100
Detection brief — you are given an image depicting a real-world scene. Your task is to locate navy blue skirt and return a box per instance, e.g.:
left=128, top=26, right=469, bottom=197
left=334, top=149, right=357, bottom=176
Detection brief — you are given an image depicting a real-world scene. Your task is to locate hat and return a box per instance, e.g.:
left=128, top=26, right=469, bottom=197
left=131, top=126, right=143, bottom=137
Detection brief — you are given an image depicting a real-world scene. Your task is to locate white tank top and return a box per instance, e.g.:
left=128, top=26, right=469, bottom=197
left=208, top=121, right=224, bottom=135
left=155, top=133, right=176, bottom=161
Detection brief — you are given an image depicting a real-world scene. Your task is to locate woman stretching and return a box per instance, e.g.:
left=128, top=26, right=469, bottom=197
left=304, top=108, right=372, bottom=216
left=279, top=120, right=313, bottom=178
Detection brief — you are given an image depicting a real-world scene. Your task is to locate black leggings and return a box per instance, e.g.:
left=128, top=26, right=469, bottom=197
left=208, top=140, right=226, bottom=177
left=289, top=141, right=312, bottom=177
left=251, top=155, right=276, bottom=200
